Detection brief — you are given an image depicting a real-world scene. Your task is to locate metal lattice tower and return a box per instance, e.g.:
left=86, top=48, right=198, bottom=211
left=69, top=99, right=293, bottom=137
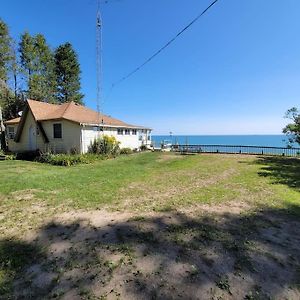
left=96, top=0, right=103, bottom=132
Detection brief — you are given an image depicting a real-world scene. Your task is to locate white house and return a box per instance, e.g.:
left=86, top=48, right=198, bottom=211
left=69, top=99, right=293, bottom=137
left=4, top=99, right=152, bottom=153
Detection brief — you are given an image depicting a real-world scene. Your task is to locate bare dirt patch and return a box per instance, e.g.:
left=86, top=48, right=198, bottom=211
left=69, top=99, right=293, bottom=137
left=10, top=189, right=39, bottom=201
left=156, top=153, right=184, bottom=162
left=3, top=205, right=300, bottom=300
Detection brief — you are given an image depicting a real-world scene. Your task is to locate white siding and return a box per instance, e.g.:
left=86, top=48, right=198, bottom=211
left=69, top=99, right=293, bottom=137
left=81, top=126, right=152, bottom=153
left=38, top=120, right=81, bottom=153
left=7, top=112, right=151, bottom=154
left=7, top=112, right=81, bottom=153
left=7, top=110, right=37, bottom=152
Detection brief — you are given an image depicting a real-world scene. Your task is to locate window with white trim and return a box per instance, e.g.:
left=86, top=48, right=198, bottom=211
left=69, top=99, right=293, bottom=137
left=125, top=129, right=130, bottom=135
left=132, top=129, right=137, bottom=135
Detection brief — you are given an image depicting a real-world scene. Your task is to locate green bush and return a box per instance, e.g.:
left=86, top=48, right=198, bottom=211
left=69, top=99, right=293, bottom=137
left=5, top=154, right=16, bottom=160
left=36, top=153, right=104, bottom=166
left=88, top=135, right=120, bottom=156
left=140, top=145, right=148, bottom=151
left=0, top=149, right=16, bottom=160
left=120, top=148, right=133, bottom=155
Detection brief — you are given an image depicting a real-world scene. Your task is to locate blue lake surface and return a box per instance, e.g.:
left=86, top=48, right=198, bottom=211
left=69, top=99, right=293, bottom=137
left=152, top=135, right=291, bottom=148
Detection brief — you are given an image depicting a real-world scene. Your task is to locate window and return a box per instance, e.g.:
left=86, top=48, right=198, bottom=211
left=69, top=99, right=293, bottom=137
left=7, top=127, right=15, bottom=139
left=125, top=129, right=130, bottom=135
left=132, top=129, right=137, bottom=135
left=53, top=123, right=62, bottom=138
left=117, top=129, right=123, bottom=135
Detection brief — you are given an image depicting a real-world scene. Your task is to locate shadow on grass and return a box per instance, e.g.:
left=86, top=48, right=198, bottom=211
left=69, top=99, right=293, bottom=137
left=2, top=204, right=300, bottom=299
left=252, top=156, right=300, bottom=191
left=0, top=239, right=44, bottom=297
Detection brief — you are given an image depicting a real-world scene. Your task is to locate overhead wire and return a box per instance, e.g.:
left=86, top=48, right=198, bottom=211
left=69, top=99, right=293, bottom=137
left=109, top=0, right=220, bottom=90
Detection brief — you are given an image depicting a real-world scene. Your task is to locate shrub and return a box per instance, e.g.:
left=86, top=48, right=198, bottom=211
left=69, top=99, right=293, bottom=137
left=16, top=150, right=39, bottom=161
left=5, top=154, right=16, bottom=160
left=140, top=145, right=147, bottom=151
left=88, top=135, right=120, bottom=156
left=120, top=148, right=133, bottom=155
left=36, top=153, right=104, bottom=166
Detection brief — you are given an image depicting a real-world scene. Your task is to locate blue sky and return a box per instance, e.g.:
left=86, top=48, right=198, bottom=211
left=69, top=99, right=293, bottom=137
left=2, top=0, right=300, bottom=134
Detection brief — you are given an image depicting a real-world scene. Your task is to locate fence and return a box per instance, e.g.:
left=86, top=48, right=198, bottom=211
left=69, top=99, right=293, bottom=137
left=174, top=144, right=300, bottom=157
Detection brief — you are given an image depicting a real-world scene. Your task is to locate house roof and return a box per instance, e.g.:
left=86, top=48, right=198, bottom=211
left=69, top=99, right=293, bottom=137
left=5, top=99, right=150, bottom=129
left=4, top=117, right=21, bottom=125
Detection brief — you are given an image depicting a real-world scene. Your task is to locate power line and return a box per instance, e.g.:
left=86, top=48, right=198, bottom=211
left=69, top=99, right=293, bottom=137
left=110, top=0, right=219, bottom=89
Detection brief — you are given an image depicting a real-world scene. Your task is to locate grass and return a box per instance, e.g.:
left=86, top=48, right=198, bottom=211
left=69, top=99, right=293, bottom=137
left=0, top=152, right=298, bottom=211
left=0, top=152, right=300, bottom=299
left=0, top=152, right=299, bottom=238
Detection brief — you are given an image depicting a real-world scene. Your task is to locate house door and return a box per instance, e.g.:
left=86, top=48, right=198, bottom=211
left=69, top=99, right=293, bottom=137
left=28, top=125, right=36, bottom=150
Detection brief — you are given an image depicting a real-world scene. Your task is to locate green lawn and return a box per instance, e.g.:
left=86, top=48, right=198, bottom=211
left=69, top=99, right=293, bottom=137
left=1, top=152, right=300, bottom=299
left=0, top=152, right=299, bottom=211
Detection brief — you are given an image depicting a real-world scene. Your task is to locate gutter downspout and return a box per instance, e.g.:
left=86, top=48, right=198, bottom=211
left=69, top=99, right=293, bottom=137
left=80, top=124, right=84, bottom=154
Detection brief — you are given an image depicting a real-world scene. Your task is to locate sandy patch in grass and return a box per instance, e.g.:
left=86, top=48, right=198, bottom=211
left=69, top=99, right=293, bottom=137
left=2, top=203, right=299, bottom=300
left=10, top=189, right=40, bottom=201
left=156, top=153, right=184, bottom=162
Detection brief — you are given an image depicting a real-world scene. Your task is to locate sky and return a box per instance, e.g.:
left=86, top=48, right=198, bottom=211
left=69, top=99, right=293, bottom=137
left=1, top=0, right=300, bottom=135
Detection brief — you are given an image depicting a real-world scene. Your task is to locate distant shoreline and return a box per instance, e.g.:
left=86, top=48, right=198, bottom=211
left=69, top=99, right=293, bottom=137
left=152, top=134, right=290, bottom=148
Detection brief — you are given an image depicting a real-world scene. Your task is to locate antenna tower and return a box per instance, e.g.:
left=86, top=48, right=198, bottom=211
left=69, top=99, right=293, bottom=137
left=96, top=0, right=103, bottom=132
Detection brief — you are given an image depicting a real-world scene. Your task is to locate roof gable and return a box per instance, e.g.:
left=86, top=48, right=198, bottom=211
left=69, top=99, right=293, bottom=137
left=5, top=99, right=151, bottom=130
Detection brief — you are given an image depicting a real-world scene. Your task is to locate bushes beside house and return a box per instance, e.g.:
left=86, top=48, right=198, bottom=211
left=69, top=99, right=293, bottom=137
left=35, top=135, right=125, bottom=166
left=88, top=135, right=120, bottom=156
left=120, top=148, right=133, bottom=155
left=4, top=135, right=136, bottom=166
left=36, top=153, right=104, bottom=166
left=0, top=149, right=16, bottom=161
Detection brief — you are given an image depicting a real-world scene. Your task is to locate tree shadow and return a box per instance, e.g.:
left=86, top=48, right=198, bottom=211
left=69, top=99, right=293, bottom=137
left=3, top=205, right=300, bottom=299
left=249, top=156, right=300, bottom=191
left=0, top=239, right=44, bottom=298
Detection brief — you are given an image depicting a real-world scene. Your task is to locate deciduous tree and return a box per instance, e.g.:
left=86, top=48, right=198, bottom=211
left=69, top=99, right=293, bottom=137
left=283, top=107, right=300, bottom=145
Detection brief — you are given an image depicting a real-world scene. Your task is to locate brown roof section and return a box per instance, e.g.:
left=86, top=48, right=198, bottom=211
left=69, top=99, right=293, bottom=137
left=4, top=117, right=21, bottom=125
left=5, top=99, right=150, bottom=129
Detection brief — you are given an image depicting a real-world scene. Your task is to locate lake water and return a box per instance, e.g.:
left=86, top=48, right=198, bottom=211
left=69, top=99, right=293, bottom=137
left=152, top=135, right=291, bottom=148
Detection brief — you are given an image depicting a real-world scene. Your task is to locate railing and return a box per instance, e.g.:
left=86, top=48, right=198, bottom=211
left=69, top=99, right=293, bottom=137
left=173, top=144, right=300, bottom=157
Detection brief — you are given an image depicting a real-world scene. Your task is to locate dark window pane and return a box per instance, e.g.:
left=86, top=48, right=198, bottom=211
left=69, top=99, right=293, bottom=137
left=53, top=124, right=62, bottom=138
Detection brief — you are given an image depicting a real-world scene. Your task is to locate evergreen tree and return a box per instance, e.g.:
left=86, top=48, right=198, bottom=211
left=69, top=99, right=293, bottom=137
left=0, top=19, right=13, bottom=83
left=0, top=19, right=23, bottom=120
left=19, top=32, right=56, bottom=103
left=54, top=42, right=83, bottom=104
left=19, top=32, right=35, bottom=83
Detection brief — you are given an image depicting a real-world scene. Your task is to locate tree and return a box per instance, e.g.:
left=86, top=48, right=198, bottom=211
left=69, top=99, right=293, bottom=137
left=0, top=19, right=22, bottom=121
left=54, top=42, right=83, bottom=104
left=19, top=32, right=56, bottom=103
left=283, top=107, right=300, bottom=145
left=0, top=19, right=13, bottom=83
